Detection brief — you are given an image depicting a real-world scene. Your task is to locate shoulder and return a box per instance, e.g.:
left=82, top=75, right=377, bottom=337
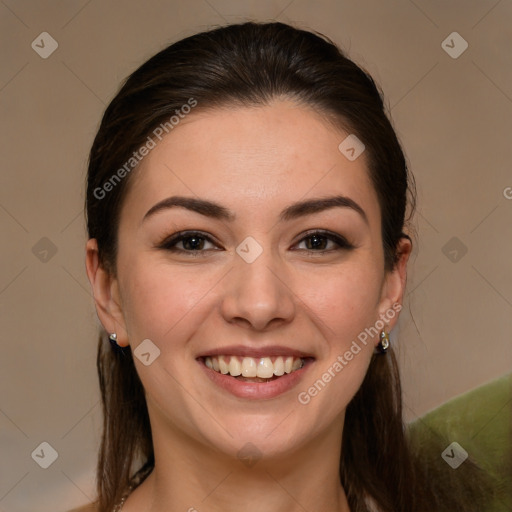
left=408, top=373, right=512, bottom=510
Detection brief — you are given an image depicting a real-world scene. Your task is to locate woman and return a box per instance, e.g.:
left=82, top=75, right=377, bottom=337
left=77, top=21, right=488, bottom=512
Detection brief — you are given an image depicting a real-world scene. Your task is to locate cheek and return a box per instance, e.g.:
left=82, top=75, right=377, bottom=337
left=295, top=265, right=381, bottom=419
left=297, top=260, right=383, bottom=344
left=118, top=258, right=221, bottom=343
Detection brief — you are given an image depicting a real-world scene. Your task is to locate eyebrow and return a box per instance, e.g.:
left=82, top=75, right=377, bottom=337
left=142, top=194, right=368, bottom=225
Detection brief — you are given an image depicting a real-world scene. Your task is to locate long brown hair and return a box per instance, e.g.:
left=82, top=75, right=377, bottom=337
left=86, top=21, right=491, bottom=512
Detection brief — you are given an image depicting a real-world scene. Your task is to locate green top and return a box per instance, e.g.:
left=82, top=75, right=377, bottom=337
left=408, top=372, right=512, bottom=511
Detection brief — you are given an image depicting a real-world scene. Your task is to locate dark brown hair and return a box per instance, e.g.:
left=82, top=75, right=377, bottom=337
left=85, top=21, right=490, bottom=512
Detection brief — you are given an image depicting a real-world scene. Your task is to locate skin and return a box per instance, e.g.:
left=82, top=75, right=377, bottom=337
left=86, top=99, right=411, bottom=512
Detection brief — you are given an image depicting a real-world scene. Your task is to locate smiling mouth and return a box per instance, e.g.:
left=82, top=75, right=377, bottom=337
left=201, top=355, right=308, bottom=383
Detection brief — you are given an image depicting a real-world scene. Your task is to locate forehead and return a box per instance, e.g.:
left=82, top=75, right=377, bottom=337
left=121, top=100, right=380, bottom=227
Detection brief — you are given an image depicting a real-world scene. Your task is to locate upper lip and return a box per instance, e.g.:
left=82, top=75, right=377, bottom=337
left=197, top=345, right=315, bottom=359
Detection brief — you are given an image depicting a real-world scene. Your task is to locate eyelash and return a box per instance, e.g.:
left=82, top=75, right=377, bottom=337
left=157, top=230, right=354, bottom=256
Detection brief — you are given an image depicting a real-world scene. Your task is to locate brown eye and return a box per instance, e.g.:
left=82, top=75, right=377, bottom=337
left=295, top=230, right=353, bottom=252
left=158, top=231, right=219, bottom=254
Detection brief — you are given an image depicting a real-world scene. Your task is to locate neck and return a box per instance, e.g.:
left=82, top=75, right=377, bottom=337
left=125, top=411, right=350, bottom=512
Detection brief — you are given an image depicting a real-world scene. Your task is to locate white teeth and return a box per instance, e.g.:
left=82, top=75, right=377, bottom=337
left=241, top=357, right=257, bottom=377
left=291, top=358, right=302, bottom=371
left=204, top=355, right=305, bottom=378
left=219, top=356, right=229, bottom=374
left=273, top=356, right=285, bottom=376
left=228, top=356, right=241, bottom=376
left=256, top=357, right=274, bottom=378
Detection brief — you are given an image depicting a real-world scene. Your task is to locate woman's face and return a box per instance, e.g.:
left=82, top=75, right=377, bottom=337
left=89, top=100, right=408, bottom=461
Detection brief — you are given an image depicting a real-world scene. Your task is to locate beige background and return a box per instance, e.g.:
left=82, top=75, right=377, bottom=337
left=1, top=1, right=511, bottom=511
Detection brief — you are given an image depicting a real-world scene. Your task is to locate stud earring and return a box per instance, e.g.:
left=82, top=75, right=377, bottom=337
left=377, top=330, right=390, bottom=353
left=108, top=332, right=129, bottom=356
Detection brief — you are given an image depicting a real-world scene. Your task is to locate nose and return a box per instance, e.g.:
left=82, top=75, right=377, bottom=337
left=220, top=245, right=296, bottom=331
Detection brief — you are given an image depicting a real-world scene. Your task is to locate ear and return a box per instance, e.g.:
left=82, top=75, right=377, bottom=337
left=377, top=236, right=412, bottom=332
left=85, top=238, right=129, bottom=347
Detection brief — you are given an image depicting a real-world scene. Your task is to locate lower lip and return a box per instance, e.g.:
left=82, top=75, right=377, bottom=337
left=197, top=359, right=313, bottom=399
